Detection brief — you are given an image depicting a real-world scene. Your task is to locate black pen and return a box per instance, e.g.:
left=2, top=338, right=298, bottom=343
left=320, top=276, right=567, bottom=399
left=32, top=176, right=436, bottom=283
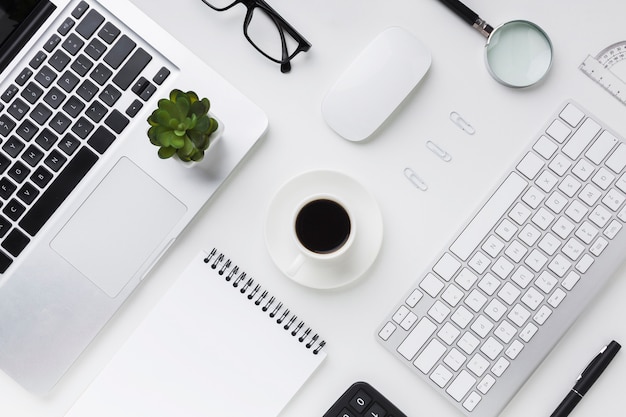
left=550, top=340, right=621, bottom=417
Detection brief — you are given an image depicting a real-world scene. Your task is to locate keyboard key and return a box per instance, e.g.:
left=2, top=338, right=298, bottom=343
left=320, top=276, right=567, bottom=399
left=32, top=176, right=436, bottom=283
left=31, top=103, right=53, bottom=125
left=153, top=66, right=171, bottom=85
left=35, top=65, right=57, bottom=88
left=446, top=370, right=475, bottom=401
left=76, top=79, right=99, bottom=102
left=85, top=38, right=107, bottom=60
left=414, top=339, right=446, bottom=374
left=586, top=130, right=617, bottom=164
left=20, top=147, right=98, bottom=236
left=104, top=109, right=129, bottom=134
left=90, top=63, right=113, bottom=86
left=75, top=9, right=105, bottom=39
left=85, top=100, right=108, bottom=123
left=2, top=136, right=25, bottom=158
left=58, top=70, right=81, bottom=93
left=62, top=33, right=85, bottom=56
left=44, top=149, right=67, bottom=172
left=112, top=48, right=152, bottom=90
left=44, top=86, right=66, bottom=109
left=72, top=1, right=89, bottom=19
left=30, top=166, right=53, bottom=188
left=104, top=35, right=136, bottom=69
left=3, top=198, right=26, bottom=221
left=0, top=178, right=17, bottom=199
left=397, top=317, right=436, bottom=360
left=98, top=22, right=121, bottom=44
left=562, top=118, right=601, bottom=160
left=450, top=173, right=527, bottom=261
left=606, top=143, right=626, bottom=173
left=0, top=115, right=17, bottom=137
left=2, top=228, right=30, bottom=257
left=43, top=34, right=62, bottom=53
left=559, top=103, right=585, bottom=126
left=71, top=54, right=94, bottom=76
left=15, top=68, right=33, bottom=86
left=57, top=17, right=75, bottom=36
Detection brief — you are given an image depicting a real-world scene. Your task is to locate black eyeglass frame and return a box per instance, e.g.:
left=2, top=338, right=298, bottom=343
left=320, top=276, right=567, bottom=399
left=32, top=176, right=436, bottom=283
left=201, top=0, right=311, bottom=73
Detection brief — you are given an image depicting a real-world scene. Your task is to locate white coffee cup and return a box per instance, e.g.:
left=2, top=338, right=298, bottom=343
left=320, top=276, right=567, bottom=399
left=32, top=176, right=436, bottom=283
left=287, top=195, right=355, bottom=276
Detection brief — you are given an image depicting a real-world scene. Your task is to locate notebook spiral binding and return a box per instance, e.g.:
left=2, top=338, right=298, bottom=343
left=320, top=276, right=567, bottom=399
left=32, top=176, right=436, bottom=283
left=204, top=248, right=326, bottom=354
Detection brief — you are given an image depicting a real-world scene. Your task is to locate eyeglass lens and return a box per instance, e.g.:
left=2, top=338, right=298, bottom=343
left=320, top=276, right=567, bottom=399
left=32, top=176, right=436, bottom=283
left=246, top=7, right=301, bottom=62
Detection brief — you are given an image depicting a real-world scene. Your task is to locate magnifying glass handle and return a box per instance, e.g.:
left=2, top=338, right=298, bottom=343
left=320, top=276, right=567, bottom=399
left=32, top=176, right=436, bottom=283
left=437, top=0, right=493, bottom=37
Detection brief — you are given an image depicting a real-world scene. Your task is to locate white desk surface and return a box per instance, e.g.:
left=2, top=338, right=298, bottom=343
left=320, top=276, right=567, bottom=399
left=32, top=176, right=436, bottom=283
left=3, top=0, right=626, bottom=416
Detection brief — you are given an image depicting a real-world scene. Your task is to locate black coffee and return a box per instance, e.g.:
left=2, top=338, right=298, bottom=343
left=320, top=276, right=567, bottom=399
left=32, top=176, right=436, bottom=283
left=295, top=199, right=351, bottom=254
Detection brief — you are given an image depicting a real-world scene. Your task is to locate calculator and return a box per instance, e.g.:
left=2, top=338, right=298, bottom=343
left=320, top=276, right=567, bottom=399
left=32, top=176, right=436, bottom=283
left=323, top=381, right=408, bottom=417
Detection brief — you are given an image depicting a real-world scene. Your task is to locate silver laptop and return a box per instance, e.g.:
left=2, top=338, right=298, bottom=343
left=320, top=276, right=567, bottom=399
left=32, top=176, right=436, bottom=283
left=0, top=0, right=268, bottom=394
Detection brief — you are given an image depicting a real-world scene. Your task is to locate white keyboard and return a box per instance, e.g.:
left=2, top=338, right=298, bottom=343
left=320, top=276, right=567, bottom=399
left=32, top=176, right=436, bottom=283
left=378, top=100, right=626, bottom=417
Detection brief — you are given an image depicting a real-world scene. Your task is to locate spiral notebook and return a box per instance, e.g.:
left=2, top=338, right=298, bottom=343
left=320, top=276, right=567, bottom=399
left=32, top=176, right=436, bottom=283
left=65, top=249, right=327, bottom=417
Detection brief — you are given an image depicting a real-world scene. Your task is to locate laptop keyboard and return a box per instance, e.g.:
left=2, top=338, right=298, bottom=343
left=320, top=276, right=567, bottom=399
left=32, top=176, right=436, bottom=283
left=378, top=100, right=626, bottom=416
left=0, top=1, right=172, bottom=273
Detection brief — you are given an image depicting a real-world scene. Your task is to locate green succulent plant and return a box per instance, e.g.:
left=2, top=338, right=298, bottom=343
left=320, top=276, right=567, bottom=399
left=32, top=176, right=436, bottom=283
left=147, top=89, right=219, bottom=162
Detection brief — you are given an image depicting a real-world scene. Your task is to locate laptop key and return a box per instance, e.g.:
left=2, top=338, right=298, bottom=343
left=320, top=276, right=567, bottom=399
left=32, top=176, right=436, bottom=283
left=0, top=250, right=12, bottom=273
left=43, top=34, right=62, bottom=53
left=104, top=110, right=129, bottom=134
left=87, top=126, right=115, bottom=154
left=57, top=17, right=75, bottom=36
left=29, top=51, right=47, bottom=69
left=21, top=82, right=44, bottom=104
left=49, top=50, right=71, bottom=72
left=75, top=9, right=105, bottom=40
left=0, top=115, right=17, bottom=137
left=98, top=22, right=120, bottom=45
left=71, top=54, right=94, bottom=76
left=3, top=199, right=26, bottom=221
left=17, top=183, right=39, bottom=205
left=72, top=1, right=89, bottom=19
left=35, top=65, right=57, bottom=88
left=0, top=216, right=10, bottom=238
left=44, top=87, right=66, bottom=109
left=104, top=35, right=136, bottom=69
left=15, top=68, right=33, bottom=86
left=3, top=137, right=25, bottom=158
left=1, top=85, right=18, bottom=103
left=112, top=48, right=152, bottom=90
left=31, top=166, right=53, bottom=188
left=2, top=228, right=30, bottom=257
left=20, top=146, right=98, bottom=236
left=0, top=178, right=17, bottom=199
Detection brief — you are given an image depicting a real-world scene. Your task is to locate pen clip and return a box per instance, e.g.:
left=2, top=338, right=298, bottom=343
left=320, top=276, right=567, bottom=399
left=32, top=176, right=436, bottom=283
left=577, top=349, right=605, bottom=380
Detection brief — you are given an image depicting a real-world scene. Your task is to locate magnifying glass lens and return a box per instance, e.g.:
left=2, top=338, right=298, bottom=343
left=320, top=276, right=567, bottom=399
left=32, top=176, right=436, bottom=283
left=485, top=20, right=553, bottom=88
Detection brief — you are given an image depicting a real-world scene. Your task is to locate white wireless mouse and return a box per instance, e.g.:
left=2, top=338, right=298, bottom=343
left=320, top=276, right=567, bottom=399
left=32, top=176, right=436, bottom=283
left=321, top=27, right=432, bottom=142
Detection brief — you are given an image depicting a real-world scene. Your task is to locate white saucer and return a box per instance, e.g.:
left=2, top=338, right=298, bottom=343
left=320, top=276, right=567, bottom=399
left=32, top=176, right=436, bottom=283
left=264, top=170, right=383, bottom=290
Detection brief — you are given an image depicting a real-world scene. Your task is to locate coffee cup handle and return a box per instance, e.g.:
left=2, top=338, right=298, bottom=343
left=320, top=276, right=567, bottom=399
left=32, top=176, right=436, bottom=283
left=287, top=253, right=306, bottom=276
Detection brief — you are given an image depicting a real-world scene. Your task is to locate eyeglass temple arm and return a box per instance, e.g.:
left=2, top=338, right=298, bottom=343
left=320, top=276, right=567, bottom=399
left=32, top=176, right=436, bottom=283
left=200, top=0, right=239, bottom=12
left=256, top=0, right=311, bottom=50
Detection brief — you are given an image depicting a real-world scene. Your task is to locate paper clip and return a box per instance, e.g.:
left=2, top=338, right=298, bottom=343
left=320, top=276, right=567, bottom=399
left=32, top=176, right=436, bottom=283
left=450, top=111, right=475, bottom=135
left=426, top=140, right=452, bottom=162
left=403, top=168, right=428, bottom=191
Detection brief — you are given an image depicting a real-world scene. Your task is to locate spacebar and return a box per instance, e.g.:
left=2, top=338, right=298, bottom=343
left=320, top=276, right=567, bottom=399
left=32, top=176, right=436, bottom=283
left=449, top=172, right=528, bottom=261
left=19, top=147, right=98, bottom=236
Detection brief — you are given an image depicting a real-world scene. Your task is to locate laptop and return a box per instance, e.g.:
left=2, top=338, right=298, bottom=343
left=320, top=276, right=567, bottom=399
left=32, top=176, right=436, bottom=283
left=0, top=0, right=268, bottom=394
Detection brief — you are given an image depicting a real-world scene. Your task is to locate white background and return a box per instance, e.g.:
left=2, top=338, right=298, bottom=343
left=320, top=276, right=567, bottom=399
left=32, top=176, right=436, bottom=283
left=3, top=0, right=626, bottom=416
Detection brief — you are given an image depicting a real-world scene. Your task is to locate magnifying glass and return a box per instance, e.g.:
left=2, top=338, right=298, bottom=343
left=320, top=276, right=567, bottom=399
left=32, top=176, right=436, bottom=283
left=438, top=0, right=553, bottom=88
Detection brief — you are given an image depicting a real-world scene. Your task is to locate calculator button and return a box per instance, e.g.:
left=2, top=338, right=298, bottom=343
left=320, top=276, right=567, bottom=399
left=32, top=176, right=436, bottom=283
left=349, top=389, right=371, bottom=412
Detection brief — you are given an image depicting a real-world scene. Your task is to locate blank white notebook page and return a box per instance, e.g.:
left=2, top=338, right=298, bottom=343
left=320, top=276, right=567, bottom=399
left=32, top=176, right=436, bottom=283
left=65, top=249, right=326, bottom=417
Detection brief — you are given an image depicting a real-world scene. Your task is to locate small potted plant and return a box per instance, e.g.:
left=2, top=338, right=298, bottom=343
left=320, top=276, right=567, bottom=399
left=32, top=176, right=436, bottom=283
left=147, top=89, right=222, bottom=164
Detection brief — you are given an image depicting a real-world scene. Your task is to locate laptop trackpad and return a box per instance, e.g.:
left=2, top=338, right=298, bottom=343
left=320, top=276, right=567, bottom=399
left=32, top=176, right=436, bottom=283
left=51, top=157, right=187, bottom=298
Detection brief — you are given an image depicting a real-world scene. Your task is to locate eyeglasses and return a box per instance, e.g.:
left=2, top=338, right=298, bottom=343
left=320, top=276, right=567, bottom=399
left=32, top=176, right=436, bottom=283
left=200, top=0, right=311, bottom=73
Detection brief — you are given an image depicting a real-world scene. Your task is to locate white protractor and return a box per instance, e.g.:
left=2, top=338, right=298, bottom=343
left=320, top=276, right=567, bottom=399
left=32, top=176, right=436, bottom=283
left=579, top=40, right=626, bottom=105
